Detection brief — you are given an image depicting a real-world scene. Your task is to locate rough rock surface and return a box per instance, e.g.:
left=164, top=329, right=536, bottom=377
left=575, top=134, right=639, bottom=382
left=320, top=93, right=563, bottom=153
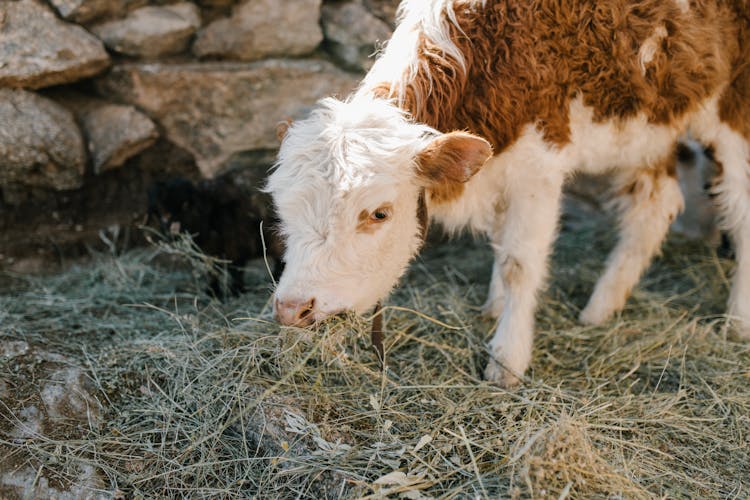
left=97, top=59, right=358, bottom=177
left=363, top=0, right=399, bottom=27
left=193, top=0, right=323, bottom=61
left=46, top=90, right=161, bottom=174
left=82, top=104, right=159, bottom=174
left=48, top=0, right=147, bottom=24
left=0, top=339, right=106, bottom=499
left=91, top=3, right=202, bottom=58
left=321, top=1, right=392, bottom=71
left=0, top=89, right=86, bottom=190
left=0, top=0, right=110, bottom=89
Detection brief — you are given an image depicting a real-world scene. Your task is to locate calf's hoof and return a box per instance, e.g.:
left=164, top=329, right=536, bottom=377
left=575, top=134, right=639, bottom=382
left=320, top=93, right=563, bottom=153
left=730, top=316, right=750, bottom=340
left=728, top=299, right=750, bottom=339
left=579, top=302, right=612, bottom=326
left=483, top=358, right=521, bottom=388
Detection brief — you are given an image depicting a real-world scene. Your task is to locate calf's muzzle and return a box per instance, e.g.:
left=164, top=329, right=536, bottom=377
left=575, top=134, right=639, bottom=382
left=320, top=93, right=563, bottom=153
left=275, top=296, right=316, bottom=326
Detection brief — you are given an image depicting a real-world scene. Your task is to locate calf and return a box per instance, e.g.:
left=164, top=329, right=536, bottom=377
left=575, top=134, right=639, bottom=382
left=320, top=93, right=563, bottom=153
left=268, top=0, right=750, bottom=386
left=147, top=176, right=284, bottom=297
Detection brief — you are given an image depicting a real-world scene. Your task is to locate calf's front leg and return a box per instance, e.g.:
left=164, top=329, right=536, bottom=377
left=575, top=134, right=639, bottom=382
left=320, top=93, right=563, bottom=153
left=481, top=209, right=508, bottom=319
left=485, top=168, right=564, bottom=387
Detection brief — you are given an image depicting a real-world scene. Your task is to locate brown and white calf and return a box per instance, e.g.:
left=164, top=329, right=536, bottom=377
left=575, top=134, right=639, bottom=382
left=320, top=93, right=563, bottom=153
left=268, top=0, right=750, bottom=386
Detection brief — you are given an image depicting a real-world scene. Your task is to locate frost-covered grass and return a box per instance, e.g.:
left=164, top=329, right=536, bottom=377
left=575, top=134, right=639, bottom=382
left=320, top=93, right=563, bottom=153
left=1, top=216, right=748, bottom=498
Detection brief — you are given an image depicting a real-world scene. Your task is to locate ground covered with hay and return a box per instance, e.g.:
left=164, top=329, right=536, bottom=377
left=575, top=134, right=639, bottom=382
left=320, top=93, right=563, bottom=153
left=1, top=209, right=749, bottom=498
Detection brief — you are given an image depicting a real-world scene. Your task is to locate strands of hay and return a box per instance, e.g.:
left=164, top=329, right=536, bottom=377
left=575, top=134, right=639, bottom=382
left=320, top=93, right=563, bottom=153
left=1, top=217, right=748, bottom=498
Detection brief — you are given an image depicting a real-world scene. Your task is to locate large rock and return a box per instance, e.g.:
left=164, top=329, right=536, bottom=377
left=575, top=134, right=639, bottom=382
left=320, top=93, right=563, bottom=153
left=96, top=59, right=358, bottom=177
left=46, top=90, right=160, bottom=174
left=48, top=0, right=147, bottom=24
left=193, top=0, right=323, bottom=61
left=91, top=3, right=202, bottom=59
left=0, top=340, right=106, bottom=499
left=0, top=0, right=110, bottom=89
left=82, top=103, right=159, bottom=174
left=321, top=1, right=392, bottom=71
left=0, top=89, right=86, bottom=190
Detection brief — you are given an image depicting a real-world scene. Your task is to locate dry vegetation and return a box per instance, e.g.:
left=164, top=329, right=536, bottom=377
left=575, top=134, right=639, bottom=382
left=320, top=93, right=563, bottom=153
left=1, top=211, right=749, bottom=498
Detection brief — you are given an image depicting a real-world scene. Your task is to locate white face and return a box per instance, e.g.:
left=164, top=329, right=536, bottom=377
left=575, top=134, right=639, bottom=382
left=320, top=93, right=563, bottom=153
left=267, top=96, right=491, bottom=325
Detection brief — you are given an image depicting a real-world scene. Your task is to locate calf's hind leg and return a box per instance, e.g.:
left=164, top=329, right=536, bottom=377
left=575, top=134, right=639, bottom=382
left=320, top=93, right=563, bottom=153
left=711, top=126, right=750, bottom=336
left=580, top=158, right=684, bottom=325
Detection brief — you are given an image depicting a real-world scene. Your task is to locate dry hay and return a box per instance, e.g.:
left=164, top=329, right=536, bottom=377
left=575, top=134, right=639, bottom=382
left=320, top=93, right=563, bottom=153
left=0, top=215, right=748, bottom=498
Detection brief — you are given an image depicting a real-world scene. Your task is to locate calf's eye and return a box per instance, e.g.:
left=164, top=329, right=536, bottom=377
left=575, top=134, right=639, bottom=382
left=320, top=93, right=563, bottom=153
left=357, top=204, right=393, bottom=232
left=369, top=206, right=392, bottom=223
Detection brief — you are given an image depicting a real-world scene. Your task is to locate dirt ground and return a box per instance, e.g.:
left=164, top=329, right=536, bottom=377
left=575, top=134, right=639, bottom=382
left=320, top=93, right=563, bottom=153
left=0, top=201, right=748, bottom=498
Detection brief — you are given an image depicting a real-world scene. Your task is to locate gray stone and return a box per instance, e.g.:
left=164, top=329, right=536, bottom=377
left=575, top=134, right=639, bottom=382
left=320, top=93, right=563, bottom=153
left=4, top=382, right=105, bottom=498
left=322, top=1, right=392, bottom=71
left=0, top=0, right=110, bottom=89
left=96, top=59, right=358, bottom=177
left=48, top=0, right=147, bottom=24
left=193, top=0, right=323, bottom=61
left=0, top=89, right=86, bottom=190
left=82, top=104, right=159, bottom=174
left=46, top=90, right=160, bottom=174
left=0, top=343, right=106, bottom=499
left=91, top=3, right=202, bottom=59
left=363, top=0, right=399, bottom=27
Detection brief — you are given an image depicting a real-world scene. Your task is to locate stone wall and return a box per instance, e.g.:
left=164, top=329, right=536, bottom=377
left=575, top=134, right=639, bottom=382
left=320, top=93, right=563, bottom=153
left=0, top=0, right=719, bottom=272
left=0, top=0, right=397, bottom=272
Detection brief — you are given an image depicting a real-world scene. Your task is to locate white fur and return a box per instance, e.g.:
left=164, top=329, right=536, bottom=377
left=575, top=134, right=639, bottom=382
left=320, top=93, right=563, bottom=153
left=480, top=129, right=566, bottom=386
left=689, top=102, right=750, bottom=336
left=564, top=96, right=685, bottom=174
left=440, top=98, right=687, bottom=384
left=674, top=0, right=691, bottom=13
left=267, top=96, right=435, bottom=318
left=361, top=0, right=486, bottom=109
left=638, top=25, right=668, bottom=75
left=580, top=169, right=684, bottom=325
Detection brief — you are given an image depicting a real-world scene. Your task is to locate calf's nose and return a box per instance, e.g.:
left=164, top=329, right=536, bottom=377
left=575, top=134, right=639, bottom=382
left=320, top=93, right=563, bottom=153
left=275, top=296, right=316, bottom=326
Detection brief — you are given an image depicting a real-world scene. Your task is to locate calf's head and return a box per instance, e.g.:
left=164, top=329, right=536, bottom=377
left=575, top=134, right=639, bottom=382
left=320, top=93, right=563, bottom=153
left=267, top=96, right=491, bottom=326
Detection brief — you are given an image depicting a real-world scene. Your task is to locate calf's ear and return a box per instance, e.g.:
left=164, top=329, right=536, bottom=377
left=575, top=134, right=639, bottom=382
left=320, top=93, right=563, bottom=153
left=416, top=131, right=493, bottom=185
left=276, top=118, right=293, bottom=142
